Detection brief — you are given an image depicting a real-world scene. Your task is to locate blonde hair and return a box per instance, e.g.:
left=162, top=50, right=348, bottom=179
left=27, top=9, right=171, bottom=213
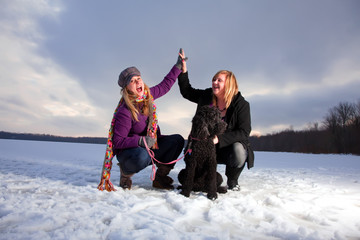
left=120, top=84, right=151, bottom=121
left=212, top=70, right=239, bottom=109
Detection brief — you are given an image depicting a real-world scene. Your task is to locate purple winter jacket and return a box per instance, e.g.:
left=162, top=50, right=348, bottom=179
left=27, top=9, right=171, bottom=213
left=113, top=65, right=181, bottom=154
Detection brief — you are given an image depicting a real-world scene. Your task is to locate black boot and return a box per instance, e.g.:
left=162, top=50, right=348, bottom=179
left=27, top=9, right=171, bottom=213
left=216, top=172, right=227, bottom=194
left=153, top=164, right=174, bottom=190
left=225, top=165, right=244, bottom=191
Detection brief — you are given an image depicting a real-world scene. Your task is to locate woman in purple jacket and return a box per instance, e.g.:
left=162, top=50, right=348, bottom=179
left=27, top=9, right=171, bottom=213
left=113, top=50, right=186, bottom=190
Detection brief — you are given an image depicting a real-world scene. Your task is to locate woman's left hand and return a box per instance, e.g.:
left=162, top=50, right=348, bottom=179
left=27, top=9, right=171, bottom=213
left=179, top=48, right=187, bottom=73
left=213, top=135, right=219, bottom=144
left=176, top=48, right=188, bottom=73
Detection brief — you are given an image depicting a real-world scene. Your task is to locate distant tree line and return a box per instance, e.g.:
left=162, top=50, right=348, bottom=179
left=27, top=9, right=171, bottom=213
left=0, top=131, right=107, bottom=144
left=2, top=100, right=359, bottom=154
left=250, top=100, right=360, bottom=155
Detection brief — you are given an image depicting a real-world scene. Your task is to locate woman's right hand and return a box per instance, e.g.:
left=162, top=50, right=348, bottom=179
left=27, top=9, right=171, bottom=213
left=138, top=136, right=156, bottom=148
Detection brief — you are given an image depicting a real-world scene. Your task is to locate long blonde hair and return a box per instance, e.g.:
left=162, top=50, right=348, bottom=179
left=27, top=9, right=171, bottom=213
left=120, top=84, right=151, bottom=122
left=212, top=70, right=239, bottom=109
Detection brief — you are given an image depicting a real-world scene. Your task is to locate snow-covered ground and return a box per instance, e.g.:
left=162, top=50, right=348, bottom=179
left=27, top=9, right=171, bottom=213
left=0, top=139, right=359, bottom=240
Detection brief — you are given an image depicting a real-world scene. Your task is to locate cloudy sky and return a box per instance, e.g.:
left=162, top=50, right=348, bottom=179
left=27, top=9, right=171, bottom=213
left=1, top=0, right=360, bottom=138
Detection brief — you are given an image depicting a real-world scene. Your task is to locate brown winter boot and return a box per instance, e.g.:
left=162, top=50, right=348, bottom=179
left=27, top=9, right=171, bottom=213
left=118, top=163, right=134, bottom=190
left=152, top=165, right=174, bottom=190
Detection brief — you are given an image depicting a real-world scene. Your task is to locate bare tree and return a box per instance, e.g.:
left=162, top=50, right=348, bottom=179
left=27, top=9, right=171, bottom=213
left=354, top=99, right=360, bottom=126
left=336, top=102, right=356, bottom=127
left=323, top=107, right=339, bottom=131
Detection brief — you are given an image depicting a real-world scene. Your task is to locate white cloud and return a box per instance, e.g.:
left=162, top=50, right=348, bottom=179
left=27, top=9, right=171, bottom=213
left=157, top=101, right=197, bottom=138
left=322, top=57, right=360, bottom=87
left=0, top=0, right=105, bottom=136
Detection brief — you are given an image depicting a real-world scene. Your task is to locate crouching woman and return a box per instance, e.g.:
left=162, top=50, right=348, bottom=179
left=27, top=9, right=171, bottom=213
left=98, top=51, right=185, bottom=191
left=177, top=49, right=254, bottom=191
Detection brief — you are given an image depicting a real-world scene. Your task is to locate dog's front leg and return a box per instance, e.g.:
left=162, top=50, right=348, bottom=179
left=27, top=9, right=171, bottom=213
left=180, top=158, right=197, bottom=198
left=206, top=157, right=218, bottom=200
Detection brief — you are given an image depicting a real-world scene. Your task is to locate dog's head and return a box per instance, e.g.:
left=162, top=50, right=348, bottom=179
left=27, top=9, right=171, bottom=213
left=190, top=105, right=227, bottom=139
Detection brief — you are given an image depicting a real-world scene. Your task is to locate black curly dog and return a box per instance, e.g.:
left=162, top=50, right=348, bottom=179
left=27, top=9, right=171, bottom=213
left=178, top=105, right=227, bottom=200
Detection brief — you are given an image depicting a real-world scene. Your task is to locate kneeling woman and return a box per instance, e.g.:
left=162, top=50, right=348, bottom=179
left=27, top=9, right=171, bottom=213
left=99, top=52, right=185, bottom=191
left=177, top=49, right=254, bottom=191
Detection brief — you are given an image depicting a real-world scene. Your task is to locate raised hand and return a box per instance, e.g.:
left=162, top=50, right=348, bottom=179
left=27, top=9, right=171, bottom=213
left=176, top=48, right=188, bottom=72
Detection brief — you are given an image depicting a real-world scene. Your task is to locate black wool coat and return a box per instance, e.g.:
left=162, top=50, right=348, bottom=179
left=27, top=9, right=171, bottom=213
left=178, top=72, right=254, bottom=169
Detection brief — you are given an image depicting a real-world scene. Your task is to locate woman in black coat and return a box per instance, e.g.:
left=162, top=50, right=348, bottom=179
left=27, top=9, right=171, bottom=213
left=178, top=50, right=254, bottom=191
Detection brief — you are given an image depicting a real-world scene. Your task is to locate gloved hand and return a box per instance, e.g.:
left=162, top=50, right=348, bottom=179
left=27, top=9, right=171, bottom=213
left=175, top=48, right=188, bottom=70
left=138, top=136, right=156, bottom=148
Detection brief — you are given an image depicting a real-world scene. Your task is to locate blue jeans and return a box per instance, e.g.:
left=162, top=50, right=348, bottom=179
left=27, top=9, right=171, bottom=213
left=216, top=142, right=248, bottom=168
left=116, top=134, right=184, bottom=175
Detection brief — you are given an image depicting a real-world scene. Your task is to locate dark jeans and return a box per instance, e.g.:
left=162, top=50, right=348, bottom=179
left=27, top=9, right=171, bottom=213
left=116, top=134, right=184, bottom=175
left=216, top=142, right=247, bottom=168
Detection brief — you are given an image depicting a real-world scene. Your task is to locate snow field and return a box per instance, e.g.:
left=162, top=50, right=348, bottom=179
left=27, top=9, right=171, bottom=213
left=0, top=139, right=359, bottom=240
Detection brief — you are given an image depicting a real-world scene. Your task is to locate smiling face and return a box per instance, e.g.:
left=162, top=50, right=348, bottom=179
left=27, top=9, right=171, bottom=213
left=212, top=73, right=226, bottom=99
left=126, top=75, right=144, bottom=97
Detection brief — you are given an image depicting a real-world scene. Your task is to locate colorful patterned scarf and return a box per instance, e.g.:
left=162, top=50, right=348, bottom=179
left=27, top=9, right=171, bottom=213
left=136, top=89, right=159, bottom=149
left=97, top=89, right=158, bottom=191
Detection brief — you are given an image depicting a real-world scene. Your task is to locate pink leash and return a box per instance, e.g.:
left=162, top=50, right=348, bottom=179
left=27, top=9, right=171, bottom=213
left=142, top=136, right=192, bottom=181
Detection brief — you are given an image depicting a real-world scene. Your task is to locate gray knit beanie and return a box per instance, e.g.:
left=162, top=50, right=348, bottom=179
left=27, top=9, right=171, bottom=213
left=118, top=66, right=141, bottom=88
